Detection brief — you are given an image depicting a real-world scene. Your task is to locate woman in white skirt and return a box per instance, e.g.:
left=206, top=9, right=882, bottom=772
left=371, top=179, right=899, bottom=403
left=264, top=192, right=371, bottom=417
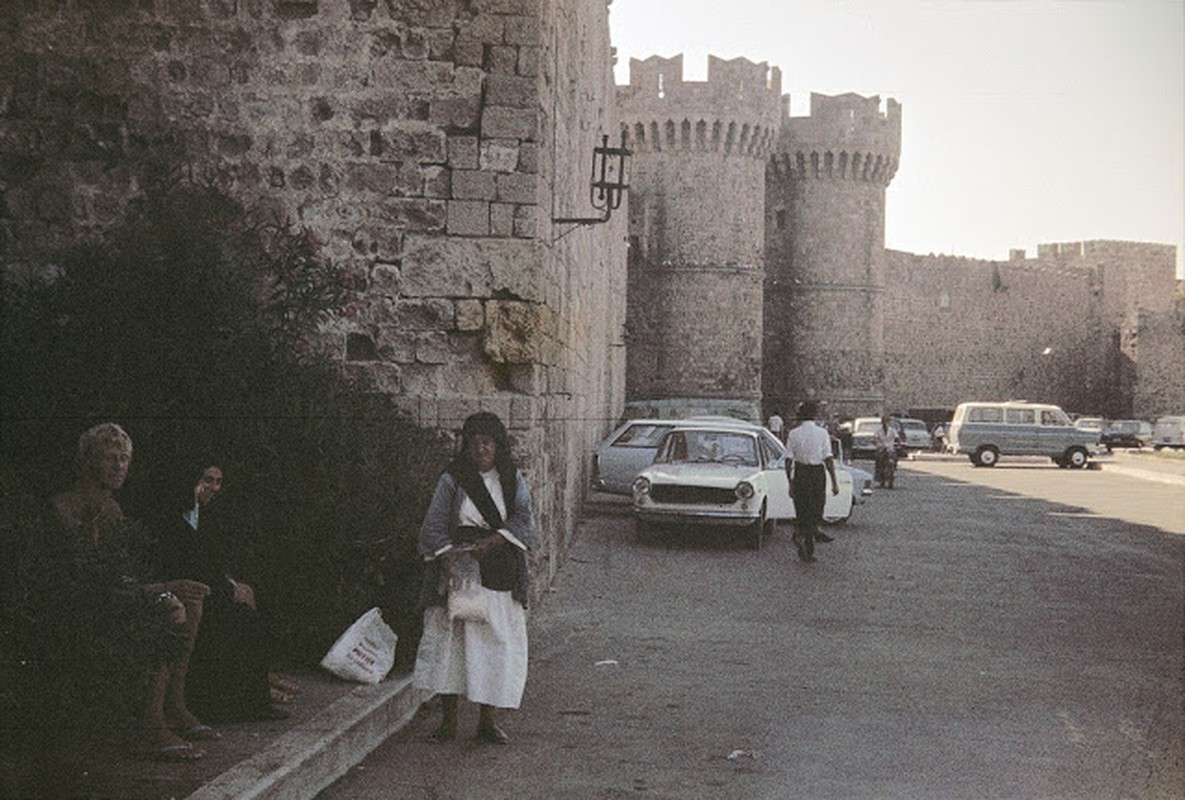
left=413, top=411, right=537, bottom=744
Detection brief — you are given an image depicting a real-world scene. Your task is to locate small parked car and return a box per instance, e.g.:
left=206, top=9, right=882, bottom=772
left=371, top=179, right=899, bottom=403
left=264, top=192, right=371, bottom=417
left=1100, top=419, right=1152, bottom=451
left=1152, top=416, right=1185, bottom=450
left=850, top=416, right=904, bottom=460
left=632, top=422, right=855, bottom=549
left=893, top=417, right=931, bottom=452
left=594, top=416, right=769, bottom=495
left=1074, top=416, right=1104, bottom=434
left=834, top=438, right=873, bottom=502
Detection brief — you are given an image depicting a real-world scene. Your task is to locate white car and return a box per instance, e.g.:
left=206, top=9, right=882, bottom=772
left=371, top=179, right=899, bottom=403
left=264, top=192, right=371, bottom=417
left=631, top=422, right=855, bottom=549
left=593, top=415, right=782, bottom=495
left=894, top=417, right=931, bottom=452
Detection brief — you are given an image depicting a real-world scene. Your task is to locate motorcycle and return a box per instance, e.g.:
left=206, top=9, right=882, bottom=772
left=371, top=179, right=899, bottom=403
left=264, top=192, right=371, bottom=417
left=874, top=447, right=897, bottom=489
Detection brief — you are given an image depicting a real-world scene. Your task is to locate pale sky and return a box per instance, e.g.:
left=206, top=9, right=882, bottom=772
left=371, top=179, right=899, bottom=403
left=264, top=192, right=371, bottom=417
left=609, top=0, right=1185, bottom=276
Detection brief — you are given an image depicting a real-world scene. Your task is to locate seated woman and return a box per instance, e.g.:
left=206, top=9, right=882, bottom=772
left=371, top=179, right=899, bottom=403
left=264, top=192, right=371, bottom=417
left=155, top=464, right=294, bottom=722
left=24, top=423, right=218, bottom=761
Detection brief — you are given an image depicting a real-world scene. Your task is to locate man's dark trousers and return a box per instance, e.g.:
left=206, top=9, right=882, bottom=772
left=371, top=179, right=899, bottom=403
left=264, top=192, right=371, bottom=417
left=791, top=463, right=826, bottom=561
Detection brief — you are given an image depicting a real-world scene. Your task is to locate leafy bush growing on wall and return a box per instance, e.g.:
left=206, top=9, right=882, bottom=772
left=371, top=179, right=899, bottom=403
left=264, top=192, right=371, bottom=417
left=1, top=179, right=445, bottom=707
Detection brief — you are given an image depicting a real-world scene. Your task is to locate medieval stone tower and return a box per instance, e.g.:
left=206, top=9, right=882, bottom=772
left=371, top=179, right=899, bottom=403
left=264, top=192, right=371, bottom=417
left=618, top=56, right=783, bottom=405
left=766, top=92, right=901, bottom=418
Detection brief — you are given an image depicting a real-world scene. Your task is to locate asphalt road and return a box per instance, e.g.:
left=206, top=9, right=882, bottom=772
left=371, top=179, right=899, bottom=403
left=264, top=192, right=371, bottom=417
left=319, top=457, right=1184, bottom=799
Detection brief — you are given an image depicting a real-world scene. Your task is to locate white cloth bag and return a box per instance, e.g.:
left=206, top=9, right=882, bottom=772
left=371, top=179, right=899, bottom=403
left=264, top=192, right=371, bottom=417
left=319, top=607, right=398, bottom=684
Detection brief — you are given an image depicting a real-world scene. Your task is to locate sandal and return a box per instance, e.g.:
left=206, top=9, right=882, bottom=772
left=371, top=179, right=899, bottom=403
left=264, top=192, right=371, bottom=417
left=177, top=723, right=222, bottom=741
left=139, top=742, right=206, bottom=762
left=268, top=674, right=302, bottom=694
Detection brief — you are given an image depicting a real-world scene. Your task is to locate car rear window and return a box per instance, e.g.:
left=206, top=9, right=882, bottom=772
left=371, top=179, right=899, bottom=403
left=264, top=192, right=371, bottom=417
left=612, top=424, right=672, bottom=447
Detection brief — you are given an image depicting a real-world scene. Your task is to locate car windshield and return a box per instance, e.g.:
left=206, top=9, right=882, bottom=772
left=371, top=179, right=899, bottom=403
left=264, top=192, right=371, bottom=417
left=612, top=423, right=672, bottom=447
left=657, top=430, right=759, bottom=466
left=854, top=420, right=880, bottom=433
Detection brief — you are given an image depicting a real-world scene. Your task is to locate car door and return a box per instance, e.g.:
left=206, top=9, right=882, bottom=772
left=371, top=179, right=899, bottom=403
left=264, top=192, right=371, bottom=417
left=759, top=431, right=795, bottom=520
left=597, top=422, right=672, bottom=492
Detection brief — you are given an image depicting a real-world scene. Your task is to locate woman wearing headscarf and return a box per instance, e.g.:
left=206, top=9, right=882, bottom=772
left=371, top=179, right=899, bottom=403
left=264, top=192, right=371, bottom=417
left=412, top=411, right=537, bottom=744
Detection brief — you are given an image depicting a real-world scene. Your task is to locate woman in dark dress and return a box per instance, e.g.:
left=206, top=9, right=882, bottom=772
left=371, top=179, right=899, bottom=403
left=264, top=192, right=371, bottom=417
left=155, top=465, right=291, bottom=722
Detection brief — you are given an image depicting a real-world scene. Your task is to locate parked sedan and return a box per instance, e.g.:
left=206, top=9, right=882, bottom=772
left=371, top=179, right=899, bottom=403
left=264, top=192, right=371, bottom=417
left=1100, top=419, right=1152, bottom=451
left=594, top=415, right=783, bottom=495
left=850, top=416, right=904, bottom=460
left=632, top=423, right=855, bottom=549
left=894, top=417, right=931, bottom=452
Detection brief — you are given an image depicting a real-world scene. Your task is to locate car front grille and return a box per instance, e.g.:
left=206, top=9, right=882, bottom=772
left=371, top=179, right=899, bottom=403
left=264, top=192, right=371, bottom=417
left=650, top=485, right=736, bottom=505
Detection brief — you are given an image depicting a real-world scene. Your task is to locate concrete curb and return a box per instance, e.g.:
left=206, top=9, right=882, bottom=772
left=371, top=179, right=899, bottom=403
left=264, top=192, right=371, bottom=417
left=187, top=675, right=427, bottom=800
left=1096, top=462, right=1185, bottom=487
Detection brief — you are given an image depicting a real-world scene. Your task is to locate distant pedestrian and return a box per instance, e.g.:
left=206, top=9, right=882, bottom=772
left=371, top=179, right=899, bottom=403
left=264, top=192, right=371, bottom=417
left=412, top=412, right=538, bottom=745
left=767, top=411, right=785, bottom=441
left=784, top=401, right=840, bottom=562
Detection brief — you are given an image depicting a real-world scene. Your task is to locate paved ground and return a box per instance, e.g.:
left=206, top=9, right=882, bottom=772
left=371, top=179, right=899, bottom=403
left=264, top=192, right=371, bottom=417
left=319, top=454, right=1185, bottom=799
left=6, top=448, right=1180, bottom=798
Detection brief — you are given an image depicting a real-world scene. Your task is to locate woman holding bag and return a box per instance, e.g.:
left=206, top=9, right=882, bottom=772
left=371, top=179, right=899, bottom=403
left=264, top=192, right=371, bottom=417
left=412, top=411, right=537, bottom=745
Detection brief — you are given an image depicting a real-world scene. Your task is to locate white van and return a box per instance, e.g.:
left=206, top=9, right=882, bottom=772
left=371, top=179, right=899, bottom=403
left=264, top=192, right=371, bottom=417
left=947, top=401, right=1101, bottom=468
left=1152, top=416, right=1185, bottom=450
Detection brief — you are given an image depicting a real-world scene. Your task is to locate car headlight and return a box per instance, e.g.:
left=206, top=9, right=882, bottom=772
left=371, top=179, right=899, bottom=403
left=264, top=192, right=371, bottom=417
left=735, top=481, right=755, bottom=500
left=632, top=476, right=651, bottom=495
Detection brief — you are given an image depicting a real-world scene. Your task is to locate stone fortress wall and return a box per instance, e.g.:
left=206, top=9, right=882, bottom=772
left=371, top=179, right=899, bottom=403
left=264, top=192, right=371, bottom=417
left=617, top=55, right=782, bottom=404
left=618, top=52, right=1183, bottom=423
left=0, top=0, right=628, bottom=593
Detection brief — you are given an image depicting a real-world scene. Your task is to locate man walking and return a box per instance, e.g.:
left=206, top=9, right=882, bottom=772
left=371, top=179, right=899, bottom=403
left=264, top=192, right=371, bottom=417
left=784, top=401, right=840, bottom=562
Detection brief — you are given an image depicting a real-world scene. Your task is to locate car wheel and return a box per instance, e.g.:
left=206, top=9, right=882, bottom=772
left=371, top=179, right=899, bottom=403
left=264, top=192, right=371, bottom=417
left=747, top=506, right=766, bottom=551
left=973, top=446, right=999, bottom=467
left=1065, top=447, right=1089, bottom=469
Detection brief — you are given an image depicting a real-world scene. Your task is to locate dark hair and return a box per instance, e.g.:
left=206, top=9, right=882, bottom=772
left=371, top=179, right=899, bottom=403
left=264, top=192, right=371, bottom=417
left=796, top=401, right=818, bottom=421
left=449, top=412, right=517, bottom=504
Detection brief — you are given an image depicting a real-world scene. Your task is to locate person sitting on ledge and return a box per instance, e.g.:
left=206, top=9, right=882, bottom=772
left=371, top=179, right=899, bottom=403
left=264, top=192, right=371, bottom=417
left=22, top=423, right=218, bottom=761
left=155, top=463, right=296, bottom=722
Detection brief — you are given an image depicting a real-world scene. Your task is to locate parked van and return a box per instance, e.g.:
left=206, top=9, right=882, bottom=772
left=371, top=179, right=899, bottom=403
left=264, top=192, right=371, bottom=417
left=1152, top=416, right=1185, bottom=450
left=947, top=401, right=1101, bottom=468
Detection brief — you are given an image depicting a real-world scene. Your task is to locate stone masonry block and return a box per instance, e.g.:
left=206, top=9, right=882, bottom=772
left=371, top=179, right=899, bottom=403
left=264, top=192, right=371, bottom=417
left=415, top=332, right=452, bottom=364
left=422, top=165, right=450, bottom=198
left=517, top=46, right=539, bottom=78
left=482, top=107, right=538, bottom=141
left=429, top=96, right=481, bottom=129
left=426, top=28, right=456, bottom=60
left=447, top=199, right=490, bottom=236
left=517, top=142, right=539, bottom=174
left=483, top=299, right=553, bottom=363
left=453, top=37, right=485, bottom=67
left=490, top=202, right=515, bottom=237
left=513, top=204, right=536, bottom=239
left=509, top=364, right=545, bottom=394
left=377, top=198, right=447, bottom=232
left=451, top=169, right=496, bottom=200
left=480, top=138, right=519, bottom=172
left=486, top=74, right=535, bottom=108
left=448, top=135, right=479, bottom=169
left=460, top=13, right=505, bottom=43
left=456, top=299, right=484, bottom=331
left=509, top=395, right=541, bottom=429
left=393, top=297, right=455, bottom=331
left=400, top=235, right=544, bottom=302
left=503, top=15, right=539, bottom=46
left=474, top=0, right=535, bottom=14
left=487, top=46, right=518, bottom=75
left=496, top=172, right=536, bottom=204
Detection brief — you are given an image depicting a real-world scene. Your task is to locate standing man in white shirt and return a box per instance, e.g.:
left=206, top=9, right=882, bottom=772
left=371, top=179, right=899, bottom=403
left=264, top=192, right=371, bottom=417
left=784, top=401, right=840, bottom=562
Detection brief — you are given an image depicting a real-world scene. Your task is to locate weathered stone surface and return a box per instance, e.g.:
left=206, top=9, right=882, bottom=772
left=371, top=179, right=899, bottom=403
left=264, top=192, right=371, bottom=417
left=479, top=138, right=518, bottom=172
left=456, top=298, right=484, bottom=331
left=447, top=135, right=479, bottom=169
left=450, top=169, right=495, bottom=200
left=483, top=299, right=553, bottom=363
left=446, top=199, right=489, bottom=236
left=400, top=235, right=543, bottom=301
left=481, top=106, right=537, bottom=140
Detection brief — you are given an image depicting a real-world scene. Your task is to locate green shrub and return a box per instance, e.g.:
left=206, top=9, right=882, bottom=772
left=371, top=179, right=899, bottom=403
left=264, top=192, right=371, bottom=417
left=1, top=177, right=445, bottom=687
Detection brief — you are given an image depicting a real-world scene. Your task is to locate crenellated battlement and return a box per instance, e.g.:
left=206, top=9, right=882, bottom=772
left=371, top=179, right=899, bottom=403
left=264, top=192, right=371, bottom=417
left=772, top=92, right=902, bottom=186
left=618, top=54, right=783, bottom=158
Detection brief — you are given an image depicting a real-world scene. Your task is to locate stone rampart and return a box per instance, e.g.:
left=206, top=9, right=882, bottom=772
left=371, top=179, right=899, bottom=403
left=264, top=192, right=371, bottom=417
left=0, top=0, right=627, bottom=599
left=619, top=55, right=781, bottom=403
